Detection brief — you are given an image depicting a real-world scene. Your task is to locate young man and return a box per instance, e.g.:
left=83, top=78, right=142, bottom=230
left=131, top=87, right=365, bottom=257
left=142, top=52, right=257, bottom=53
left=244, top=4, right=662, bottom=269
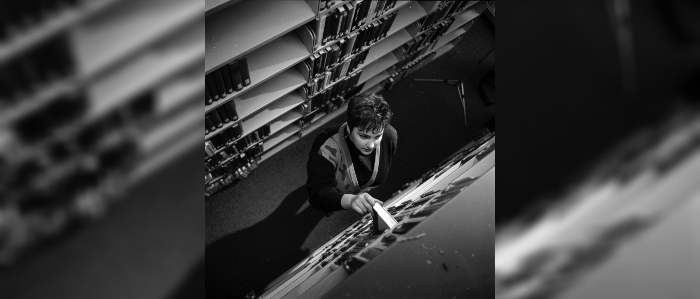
left=306, top=93, right=397, bottom=215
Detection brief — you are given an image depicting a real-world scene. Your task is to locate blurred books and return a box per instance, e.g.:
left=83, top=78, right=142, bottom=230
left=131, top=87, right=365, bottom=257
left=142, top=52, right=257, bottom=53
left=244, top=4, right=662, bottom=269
left=0, top=0, right=202, bottom=265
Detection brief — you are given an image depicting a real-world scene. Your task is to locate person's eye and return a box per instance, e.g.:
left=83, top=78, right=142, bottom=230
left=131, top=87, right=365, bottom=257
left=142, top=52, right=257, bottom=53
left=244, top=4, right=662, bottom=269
left=375, top=135, right=383, bottom=140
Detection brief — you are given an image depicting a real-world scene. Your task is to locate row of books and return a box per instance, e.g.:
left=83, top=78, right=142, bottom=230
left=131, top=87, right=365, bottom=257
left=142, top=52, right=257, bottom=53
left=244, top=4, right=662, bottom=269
left=3, top=99, right=156, bottom=202
left=0, top=34, right=74, bottom=104
left=205, top=100, right=239, bottom=135
left=205, top=158, right=259, bottom=196
left=4, top=137, right=139, bottom=259
left=205, top=56, right=250, bottom=105
left=302, top=67, right=362, bottom=101
left=205, top=123, right=270, bottom=158
left=0, top=0, right=84, bottom=41
left=9, top=139, right=138, bottom=220
left=419, top=1, right=475, bottom=32
left=205, top=138, right=264, bottom=175
left=13, top=91, right=86, bottom=144
left=300, top=7, right=396, bottom=82
left=314, top=0, right=398, bottom=48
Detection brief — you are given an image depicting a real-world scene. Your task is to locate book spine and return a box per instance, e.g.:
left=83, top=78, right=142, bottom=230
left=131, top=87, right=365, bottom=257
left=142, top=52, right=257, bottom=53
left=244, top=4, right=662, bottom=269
left=238, top=56, right=251, bottom=87
left=205, top=73, right=219, bottom=101
left=344, top=3, right=354, bottom=35
left=316, top=14, right=327, bottom=48
left=205, top=85, right=213, bottom=105
left=223, top=100, right=239, bottom=121
left=220, top=65, right=234, bottom=94
left=209, top=110, right=223, bottom=128
left=216, top=106, right=230, bottom=123
left=366, top=0, right=378, bottom=22
left=227, top=61, right=243, bottom=91
left=340, top=58, right=351, bottom=78
left=213, top=68, right=228, bottom=99
left=352, top=0, right=364, bottom=31
left=206, top=115, right=216, bottom=132
left=336, top=6, right=346, bottom=40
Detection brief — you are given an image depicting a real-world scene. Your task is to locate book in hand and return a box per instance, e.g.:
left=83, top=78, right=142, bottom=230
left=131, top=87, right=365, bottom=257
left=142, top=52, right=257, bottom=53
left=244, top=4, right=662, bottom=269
left=372, top=202, right=398, bottom=232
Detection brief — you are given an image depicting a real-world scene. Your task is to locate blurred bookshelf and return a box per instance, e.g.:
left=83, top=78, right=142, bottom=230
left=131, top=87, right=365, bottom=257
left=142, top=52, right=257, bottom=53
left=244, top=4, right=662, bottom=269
left=204, top=0, right=489, bottom=197
left=0, top=0, right=203, bottom=264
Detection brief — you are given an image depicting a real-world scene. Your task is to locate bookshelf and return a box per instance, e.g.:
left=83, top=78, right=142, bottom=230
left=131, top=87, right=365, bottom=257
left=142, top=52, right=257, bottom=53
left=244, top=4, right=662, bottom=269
left=0, top=0, right=201, bottom=129
left=271, top=108, right=304, bottom=131
left=0, top=0, right=204, bottom=263
left=204, top=0, right=489, bottom=195
left=240, top=92, right=305, bottom=136
left=301, top=103, right=349, bottom=137
left=205, top=0, right=315, bottom=73
left=358, top=53, right=399, bottom=83
left=446, top=5, right=483, bottom=34
left=0, top=0, right=121, bottom=62
left=205, top=0, right=244, bottom=16
left=356, top=29, right=412, bottom=69
left=233, top=70, right=306, bottom=124
left=264, top=124, right=303, bottom=152
left=261, top=133, right=301, bottom=163
left=204, top=33, right=309, bottom=114
left=432, top=27, right=466, bottom=50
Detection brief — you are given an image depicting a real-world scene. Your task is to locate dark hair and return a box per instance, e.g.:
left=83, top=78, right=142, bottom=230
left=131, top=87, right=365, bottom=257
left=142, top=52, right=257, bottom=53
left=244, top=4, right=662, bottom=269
left=346, top=93, right=392, bottom=133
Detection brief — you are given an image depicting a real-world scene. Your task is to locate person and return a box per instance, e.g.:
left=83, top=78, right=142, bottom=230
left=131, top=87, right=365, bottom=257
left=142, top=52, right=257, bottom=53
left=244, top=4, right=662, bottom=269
left=306, top=93, right=397, bottom=215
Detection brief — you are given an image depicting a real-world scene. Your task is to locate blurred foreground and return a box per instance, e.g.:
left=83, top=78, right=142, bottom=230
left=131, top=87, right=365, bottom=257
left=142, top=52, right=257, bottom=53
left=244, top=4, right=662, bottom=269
left=496, top=104, right=700, bottom=299
left=0, top=0, right=203, bottom=297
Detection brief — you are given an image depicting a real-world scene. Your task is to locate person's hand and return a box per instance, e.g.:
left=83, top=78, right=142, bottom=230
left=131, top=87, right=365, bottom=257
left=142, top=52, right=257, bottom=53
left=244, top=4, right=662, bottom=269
left=342, top=193, right=383, bottom=214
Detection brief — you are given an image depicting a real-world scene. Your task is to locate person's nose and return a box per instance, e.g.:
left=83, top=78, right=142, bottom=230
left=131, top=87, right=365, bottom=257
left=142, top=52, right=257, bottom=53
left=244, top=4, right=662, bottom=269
left=366, top=142, right=374, bottom=149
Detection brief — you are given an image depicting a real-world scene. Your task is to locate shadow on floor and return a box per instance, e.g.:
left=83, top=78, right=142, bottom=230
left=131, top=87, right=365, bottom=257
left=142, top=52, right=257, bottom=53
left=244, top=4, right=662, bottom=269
left=205, top=186, right=326, bottom=299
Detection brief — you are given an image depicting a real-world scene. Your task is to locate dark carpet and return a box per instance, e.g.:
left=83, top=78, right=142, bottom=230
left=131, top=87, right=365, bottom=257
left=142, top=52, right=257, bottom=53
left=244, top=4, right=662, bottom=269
left=205, top=16, right=496, bottom=299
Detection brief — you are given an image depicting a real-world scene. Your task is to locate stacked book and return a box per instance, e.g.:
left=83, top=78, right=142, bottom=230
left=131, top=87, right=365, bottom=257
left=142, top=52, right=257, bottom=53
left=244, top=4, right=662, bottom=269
left=205, top=100, right=239, bottom=135
left=205, top=56, right=250, bottom=105
left=0, top=34, right=75, bottom=105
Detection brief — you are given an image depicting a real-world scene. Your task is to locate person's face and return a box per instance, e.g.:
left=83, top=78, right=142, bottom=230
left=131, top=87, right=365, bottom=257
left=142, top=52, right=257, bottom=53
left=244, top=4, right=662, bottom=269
left=348, top=126, right=384, bottom=155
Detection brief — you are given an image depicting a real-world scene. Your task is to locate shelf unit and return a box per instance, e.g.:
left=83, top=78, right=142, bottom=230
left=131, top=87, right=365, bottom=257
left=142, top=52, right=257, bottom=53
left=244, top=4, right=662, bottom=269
left=205, top=0, right=316, bottom=73
left=205, top=0, right=488, bottom=195
left=0, top=0, right=204, bottom=263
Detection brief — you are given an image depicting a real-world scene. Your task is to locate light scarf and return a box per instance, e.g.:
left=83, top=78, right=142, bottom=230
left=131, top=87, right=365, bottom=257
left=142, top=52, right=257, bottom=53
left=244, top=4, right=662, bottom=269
left=317, top=123, right=381, bottom=194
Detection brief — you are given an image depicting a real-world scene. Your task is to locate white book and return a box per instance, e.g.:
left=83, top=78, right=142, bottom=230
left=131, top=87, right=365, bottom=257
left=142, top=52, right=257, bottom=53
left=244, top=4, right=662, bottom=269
left=373, top=203, right=398, bottom=232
